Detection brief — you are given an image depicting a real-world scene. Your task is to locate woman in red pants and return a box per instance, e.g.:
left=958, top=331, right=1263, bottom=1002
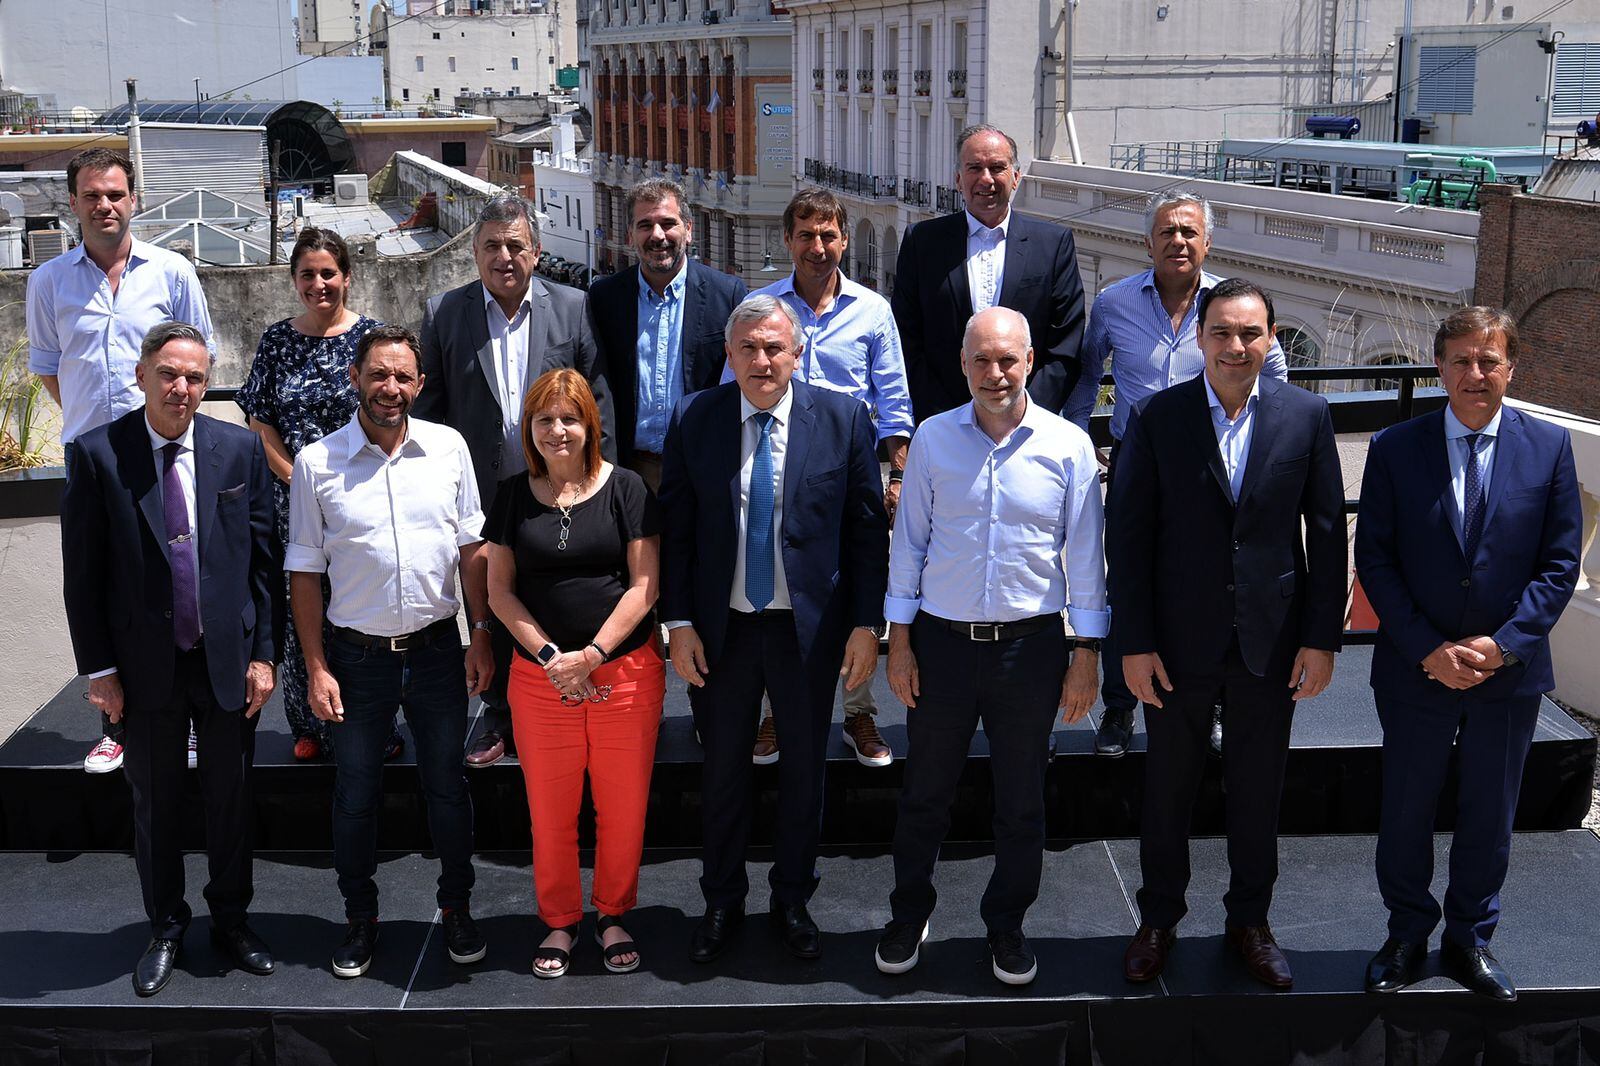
left=485, top=368, right=664, bottom=977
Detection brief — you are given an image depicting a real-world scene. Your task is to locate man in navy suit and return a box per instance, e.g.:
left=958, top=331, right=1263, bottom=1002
left=660, top=294, right=890, bottom=964
left=60, top=321, right=283, bottom=997
left=1357, top=307, right=1581, bottom=1001
left=890, top=123, right=1086, bottom=423
left=586, top=177, right=748, bottom=492
left=1109, top=278, right=1346, bottom=990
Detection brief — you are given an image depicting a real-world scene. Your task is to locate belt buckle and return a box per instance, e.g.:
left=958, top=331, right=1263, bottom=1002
left=969, top=623, right=1000, bottom=642
left=387, top=634, right=411, bottom=653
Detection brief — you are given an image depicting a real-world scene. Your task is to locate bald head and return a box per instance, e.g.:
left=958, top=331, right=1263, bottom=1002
left=961, top=307, right=1034, bottom=417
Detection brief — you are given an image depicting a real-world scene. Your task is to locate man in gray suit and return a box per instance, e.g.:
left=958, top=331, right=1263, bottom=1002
left=416, top=194, right=615, bottom=767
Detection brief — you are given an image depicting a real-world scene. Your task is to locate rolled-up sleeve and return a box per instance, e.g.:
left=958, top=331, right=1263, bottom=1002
left=455, top=438, right=485, bottom=544
left=1062, top=436, right=1109, bottom=638
left=284, top=452, right=328, bottom=573
left=884, top=430, right=933, bottom=623
left=25, top=271, right=61, bottom=375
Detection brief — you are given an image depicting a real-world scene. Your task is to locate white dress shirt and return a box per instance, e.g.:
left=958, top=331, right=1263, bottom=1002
left=1444, top=404, right=1501, bottom=545
left=730, top=387, right=794, bottom=613
left=886, top=397, right=1109, bottom=636
left=285, top=415, right=485, bottom=636
left=1202, top=373, right=1261, bottom=501
left=483, top=283, right=533, bottom=479
left=965, top=210, right=1011, bottom=314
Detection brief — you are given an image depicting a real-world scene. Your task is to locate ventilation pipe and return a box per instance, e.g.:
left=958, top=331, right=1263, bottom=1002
left=125, top=79, right=146, bottom=202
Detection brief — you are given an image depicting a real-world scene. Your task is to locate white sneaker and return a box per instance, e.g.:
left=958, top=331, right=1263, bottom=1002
left=84, top=735, right=124, bottom=773
left=187, top=725, right=198, bottom=770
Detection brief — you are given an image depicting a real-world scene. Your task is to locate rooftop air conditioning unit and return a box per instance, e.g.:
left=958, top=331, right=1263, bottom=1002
left=28, top=228, right=69, bottom=264
left=334, top=174, right=370, bottom=206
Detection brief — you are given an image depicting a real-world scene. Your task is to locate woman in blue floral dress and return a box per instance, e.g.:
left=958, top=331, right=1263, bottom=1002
left=237, top=227, right=398, bottom=761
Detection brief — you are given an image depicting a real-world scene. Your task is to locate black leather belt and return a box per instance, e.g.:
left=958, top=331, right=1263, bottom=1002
left=332, top=616, right=459, bottom=653
left=928, top=613, right=1058, bottom=642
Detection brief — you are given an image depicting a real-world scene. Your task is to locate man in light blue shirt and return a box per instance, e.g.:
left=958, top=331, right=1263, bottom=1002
left=1076, top=191, right=1287, bottom=759
left=737, top=188, right=913, bottom=768
left=874, top=306, right=1106, bottom=987
left=30, top=148, right=214, bottom=775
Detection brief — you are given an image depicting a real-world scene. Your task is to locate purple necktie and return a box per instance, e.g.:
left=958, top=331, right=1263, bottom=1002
left=162, top=442, right=201, bottom=650
left=1462, top=433, right=1485, bottom=560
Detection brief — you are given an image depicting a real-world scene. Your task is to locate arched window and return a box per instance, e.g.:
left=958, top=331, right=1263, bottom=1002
left=1275, top=325, right=1321, bottom=393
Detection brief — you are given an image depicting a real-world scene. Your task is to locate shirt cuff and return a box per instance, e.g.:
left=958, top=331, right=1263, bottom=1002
left=28, top=347, right=61, bottom=375
left=84, top=667, right=117, bottom=680
left=1066, top=605, right=1110, bottom=639
left=283, top=543, right=328, bottom=573
left=884, top=595, right=921, bottom=626
left=663, top=619, right=693, bottom=630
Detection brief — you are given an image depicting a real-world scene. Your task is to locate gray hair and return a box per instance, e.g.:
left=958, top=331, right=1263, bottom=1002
left=473, top=193, right=542, bottom=247
left=956, top=123, right=1019, bottom=169
left=1144, top=191, right=1214, bottom=241
left=961, top=306, right=1032, bottom=354
left=625, top=177, right=687, bottom=220
left=139, top=321, right=210, bottom=363
left=726, top=294, right=803, bottom=350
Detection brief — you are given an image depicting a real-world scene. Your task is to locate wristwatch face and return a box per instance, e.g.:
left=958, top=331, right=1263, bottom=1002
left=536, top=643, right=557, bottom=665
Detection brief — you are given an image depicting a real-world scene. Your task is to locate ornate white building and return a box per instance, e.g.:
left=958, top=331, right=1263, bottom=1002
left=587, top=0, right=793, bottom=287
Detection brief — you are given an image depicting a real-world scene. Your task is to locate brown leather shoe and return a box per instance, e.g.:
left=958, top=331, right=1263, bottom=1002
left=465, top=730, right=507, bottom=768
left=752, top=715, right=779, bottom=765
left=1226, top=924, right=1293, bottom=989
left=1123, top=925, right=1175, bottom=983
left=843, top=714, right=893, bottom=766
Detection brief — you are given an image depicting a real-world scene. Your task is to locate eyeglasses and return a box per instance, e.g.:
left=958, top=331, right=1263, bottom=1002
left=560, top=684, right=613, bottom=707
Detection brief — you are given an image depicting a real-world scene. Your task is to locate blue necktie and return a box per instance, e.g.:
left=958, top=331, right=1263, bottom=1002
left=162, top=443, right=201, bottom=651
left=1463, top=433, right=1485, bottom=559
left=745, top=412, right=776, bottom=611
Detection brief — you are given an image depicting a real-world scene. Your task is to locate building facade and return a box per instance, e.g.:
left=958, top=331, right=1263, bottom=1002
left=784, top=0, right=1068, bottom=290
left=371, top=3, right=570, bottom=106
left=531, top=114, right=597, bottom=269
left=301, top=0, right=367, bottom=56
left=588, top=0, right=793, bottom=287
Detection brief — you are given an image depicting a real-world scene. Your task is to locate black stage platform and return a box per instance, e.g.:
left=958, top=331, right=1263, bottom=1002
left=4, top=832, right=1600, bottom=1063
left=1, top=646, right=1593, bottom=850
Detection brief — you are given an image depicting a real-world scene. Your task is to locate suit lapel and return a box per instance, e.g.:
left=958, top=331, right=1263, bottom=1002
left=681, top=264, right=704, bottom=390
left=126, top=415, right=170, bottom=565
left=469, top=285, right=497, bottom=406
left=194, top=416, right=222, bottom=569
left=1183, top=378, right=1234, bottom=505
left=721, top=385, right=744, bottom=521
left=944, top=215, right=975, bottom=319
left=995, top=218, right=1030, bottom=307
left=526, top=277, right=552, bottom=380
left=782, top=383, right=816, bottom=520
left=1423, top=412, right=1465, bottom=558
left=1233, top=378, right=1281, bottom=511
left=1481, top=406, right=1520, bottom=538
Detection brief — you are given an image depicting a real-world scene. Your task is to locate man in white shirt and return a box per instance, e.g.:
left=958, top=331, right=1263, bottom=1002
left=287, top=325, right=496, bottom=980
left=30, top=147, right=216, bottom=774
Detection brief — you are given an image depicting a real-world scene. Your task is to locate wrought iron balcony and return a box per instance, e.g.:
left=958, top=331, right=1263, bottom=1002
left=948, top=69, right=967, bottom=98
left=935, top=184, right=965, bottom=213
left=857, top=68, right=874, bottom=93
left=912, top=69, right=932, bottom=97
left=901, top=177, right=931, bottom=207
left=834, top=67, right=849, bottom=92
left=882, top=69, right=898, bottom=95
left=811, top=67, right=824, bottom=91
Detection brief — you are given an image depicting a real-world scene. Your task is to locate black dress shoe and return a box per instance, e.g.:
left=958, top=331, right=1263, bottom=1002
left=211, top=923, right=274, bottom=975
left=1441, top=939, right=1517, bottom=1001
left=769, top=901, right=821, bottom=960
left=1094, top=707, right=1134, bottom=757
left=689, top=906, right=743, bottom=964
left=1364, top=936, right=1425, bottom=993
left=133, top=937, right=181, bottom=997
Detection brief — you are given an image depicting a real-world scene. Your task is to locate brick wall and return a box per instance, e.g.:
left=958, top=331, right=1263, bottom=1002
left=1475, top=181, right=1600, bottom=420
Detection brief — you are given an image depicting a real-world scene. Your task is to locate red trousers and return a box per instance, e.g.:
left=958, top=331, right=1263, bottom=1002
left=507, top=642, right=665, bottom=926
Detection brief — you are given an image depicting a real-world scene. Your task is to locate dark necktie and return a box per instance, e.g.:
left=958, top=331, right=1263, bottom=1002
left=1462, top=433, right=1485, bottom=559
left=162, top=443, right=201, bottom=650
left=744, top=412, right=776, bottom=611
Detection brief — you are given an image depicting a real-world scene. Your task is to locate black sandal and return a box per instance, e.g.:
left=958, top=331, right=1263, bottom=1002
left=595, top=913, right=641, bottom=974
left=532, top=922, right=580, bottom=979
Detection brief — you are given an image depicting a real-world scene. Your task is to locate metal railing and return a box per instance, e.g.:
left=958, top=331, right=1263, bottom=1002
left=935, top=184, right=964, bottom=213
left=901, top=177, right=931, bottom=207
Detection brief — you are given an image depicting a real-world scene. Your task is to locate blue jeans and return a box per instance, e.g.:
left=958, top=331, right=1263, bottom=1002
left=329, top=631, right=475, bottom=920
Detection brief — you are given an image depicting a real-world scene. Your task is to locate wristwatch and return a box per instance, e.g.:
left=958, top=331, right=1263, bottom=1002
left=535, top=642, right=559, bottom=666
left=1073, top=638, right=1102, bottom=654
left=470, top=620, right=492, bottom=634
left=1496, top=641, right=1521, bottom=667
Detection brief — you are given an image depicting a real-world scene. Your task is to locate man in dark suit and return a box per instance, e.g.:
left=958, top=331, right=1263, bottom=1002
left=890, top=123, right=1086, bottom=422
left=1356, top=307, right=1581, bottom=1002
left=416, top=193, right=614, bottom=767
left=586, top=177, right=747, bottom=492
left=60, top=320, right=282, bottom=997
left=660, top=294, right=890, bottom=964
left=1109, top=278, right=1346, bottom=990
